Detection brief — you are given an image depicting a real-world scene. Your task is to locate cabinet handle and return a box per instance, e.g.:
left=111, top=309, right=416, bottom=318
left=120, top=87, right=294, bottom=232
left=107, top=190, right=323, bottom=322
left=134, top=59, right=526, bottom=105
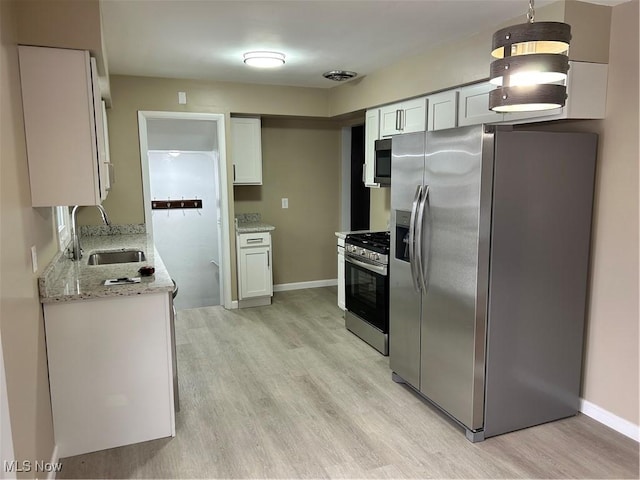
left=267, top=250, right=270, bottom=268
left=246, top=238, right=263, bottom=244
left=362, top=163, right=366, bottom=183
left=233, top=164, right=236, bottom=181
left=395, top=109, right=401, bottom=131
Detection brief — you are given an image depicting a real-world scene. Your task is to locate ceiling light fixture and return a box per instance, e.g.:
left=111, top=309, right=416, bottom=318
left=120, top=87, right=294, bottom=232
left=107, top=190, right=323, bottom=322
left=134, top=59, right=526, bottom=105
left=489, top=0, right=571, bottom=112
left=243, top=51, right=285, bottom=68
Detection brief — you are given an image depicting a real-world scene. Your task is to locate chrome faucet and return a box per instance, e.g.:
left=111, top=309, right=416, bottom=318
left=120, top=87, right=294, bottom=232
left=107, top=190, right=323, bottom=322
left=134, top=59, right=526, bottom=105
left=70, top=205, right=111, bottom=261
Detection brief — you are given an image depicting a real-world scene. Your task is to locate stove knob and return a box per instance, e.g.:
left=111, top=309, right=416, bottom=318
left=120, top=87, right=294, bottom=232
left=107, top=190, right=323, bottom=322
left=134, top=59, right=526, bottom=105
left=373, top=253, right=380, bottom=261
left=360, top=249, right=366, bottom=255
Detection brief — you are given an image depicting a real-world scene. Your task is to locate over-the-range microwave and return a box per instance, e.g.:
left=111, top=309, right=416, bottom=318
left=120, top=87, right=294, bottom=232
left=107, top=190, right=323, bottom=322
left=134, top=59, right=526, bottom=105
left=374, top=138, right=391, bottom=187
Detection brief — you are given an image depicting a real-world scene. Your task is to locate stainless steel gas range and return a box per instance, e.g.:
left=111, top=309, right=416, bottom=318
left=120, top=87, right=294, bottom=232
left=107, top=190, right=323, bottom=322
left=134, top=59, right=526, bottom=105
left=344, top=231, right=390, bottom=355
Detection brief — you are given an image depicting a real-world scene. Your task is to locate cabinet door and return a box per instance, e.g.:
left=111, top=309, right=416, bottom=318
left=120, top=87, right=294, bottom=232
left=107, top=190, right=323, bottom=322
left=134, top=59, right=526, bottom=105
left=239, top=246, right=272, bottom=298
left=402, top=97, right=427, bottom=133
left=101, top=100, right=113, bottom=193
left=458, top=82, right=503, bottom=126
left=231, top=117, right=262, bottom=185
left=18, top=46, right=102, bottom=206
left=427, top=90, right=458, bottom=131
left=500, top=62, right=608, bottom=124
left=379, top=104, right=401, bottom=137
left=364, top=109, right=380, bottom=188
left=91, top=59, right=109, bottom=202
left=43, top=293, right=174, bottom=457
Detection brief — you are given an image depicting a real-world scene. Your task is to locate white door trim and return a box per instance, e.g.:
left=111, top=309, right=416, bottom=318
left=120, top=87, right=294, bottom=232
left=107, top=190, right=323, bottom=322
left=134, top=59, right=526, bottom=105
left=137, top=111, right=233, bottom=309
left=1, top=331, right=16, bottom=479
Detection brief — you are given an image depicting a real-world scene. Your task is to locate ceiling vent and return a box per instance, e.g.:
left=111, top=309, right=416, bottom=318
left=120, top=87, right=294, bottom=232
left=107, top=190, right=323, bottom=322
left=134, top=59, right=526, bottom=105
left=322, top=70, right=358, bottom=82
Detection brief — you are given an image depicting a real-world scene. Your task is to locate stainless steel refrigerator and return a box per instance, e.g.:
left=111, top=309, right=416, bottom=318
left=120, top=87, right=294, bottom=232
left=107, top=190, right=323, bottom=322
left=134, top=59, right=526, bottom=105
left=389, top=124, right=597, bottom=442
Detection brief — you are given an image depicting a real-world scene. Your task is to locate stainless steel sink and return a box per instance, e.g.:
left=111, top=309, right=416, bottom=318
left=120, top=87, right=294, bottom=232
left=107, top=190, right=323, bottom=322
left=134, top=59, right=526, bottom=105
left=87, top=249, right=146, bottom=265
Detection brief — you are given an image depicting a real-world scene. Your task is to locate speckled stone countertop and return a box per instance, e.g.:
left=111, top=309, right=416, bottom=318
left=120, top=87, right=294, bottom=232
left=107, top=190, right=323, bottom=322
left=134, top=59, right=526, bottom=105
left=39, top=234, right=174, bottom=304
left=235, top=213, right=275, bottom=234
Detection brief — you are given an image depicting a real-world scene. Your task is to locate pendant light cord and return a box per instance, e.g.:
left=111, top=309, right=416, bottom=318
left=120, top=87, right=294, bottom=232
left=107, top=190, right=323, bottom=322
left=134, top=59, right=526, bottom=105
left=527, top=0, right=535, bottom=23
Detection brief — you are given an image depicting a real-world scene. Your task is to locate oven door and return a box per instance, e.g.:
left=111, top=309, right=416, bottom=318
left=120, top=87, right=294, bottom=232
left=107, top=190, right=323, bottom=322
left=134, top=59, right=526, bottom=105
left=344, top=254, right=389, bottom=333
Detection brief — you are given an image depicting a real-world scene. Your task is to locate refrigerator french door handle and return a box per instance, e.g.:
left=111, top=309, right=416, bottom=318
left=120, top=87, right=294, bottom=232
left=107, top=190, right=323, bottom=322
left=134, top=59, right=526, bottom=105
left=409, top=185, right=423, bottom=292
left=416, top=184, right=430, bottom=291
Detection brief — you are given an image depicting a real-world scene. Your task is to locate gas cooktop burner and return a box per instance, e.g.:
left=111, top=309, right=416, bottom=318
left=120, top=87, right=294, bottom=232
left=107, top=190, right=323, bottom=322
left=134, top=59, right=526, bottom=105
left=345, top=231, right=390, bottom=264
left=346, top=231, right=390, bottom=254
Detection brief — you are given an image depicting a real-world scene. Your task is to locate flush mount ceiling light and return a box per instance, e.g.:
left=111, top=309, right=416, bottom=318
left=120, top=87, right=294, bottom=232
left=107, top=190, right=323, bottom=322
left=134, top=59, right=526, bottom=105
left=323, top=70, right=358, bottom=82
left=489, top=0, right=571, bottom=112
left=243, top=51, right=285, bottom=68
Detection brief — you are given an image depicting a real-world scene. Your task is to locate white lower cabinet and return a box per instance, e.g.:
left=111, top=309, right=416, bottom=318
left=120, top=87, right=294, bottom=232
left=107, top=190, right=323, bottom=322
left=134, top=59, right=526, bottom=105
left=43, top=293, right=175, bottom=458
left=237, top=232, right=273, bottom=306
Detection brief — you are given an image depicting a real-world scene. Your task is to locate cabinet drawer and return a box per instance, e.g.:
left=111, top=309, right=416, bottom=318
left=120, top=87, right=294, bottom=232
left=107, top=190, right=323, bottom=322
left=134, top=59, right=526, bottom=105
left=239, top=232, right=271, bottom=248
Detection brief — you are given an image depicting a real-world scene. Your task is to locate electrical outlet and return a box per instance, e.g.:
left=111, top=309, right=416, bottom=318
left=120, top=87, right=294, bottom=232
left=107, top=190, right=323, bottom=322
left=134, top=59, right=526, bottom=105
left=282, top=198, right=288, bottom=209
left=30, top=245, right=38, bottom=273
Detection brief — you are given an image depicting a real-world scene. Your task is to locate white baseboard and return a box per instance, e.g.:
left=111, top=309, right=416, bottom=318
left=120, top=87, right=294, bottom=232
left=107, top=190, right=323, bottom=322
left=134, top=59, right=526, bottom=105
left=47, top=444, right=59, bottom=480
left=580, top=398, right=639, bottom=442
left=273, top=279, right=337, bottom=292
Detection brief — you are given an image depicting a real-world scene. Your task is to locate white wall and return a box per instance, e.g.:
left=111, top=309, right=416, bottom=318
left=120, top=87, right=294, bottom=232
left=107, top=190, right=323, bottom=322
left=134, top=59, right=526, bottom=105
left=149, top=151, right=221, bottom=309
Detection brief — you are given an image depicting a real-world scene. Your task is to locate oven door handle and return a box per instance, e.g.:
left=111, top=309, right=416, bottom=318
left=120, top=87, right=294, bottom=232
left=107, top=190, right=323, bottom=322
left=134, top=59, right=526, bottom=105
left=345, top=255, right=387, bottom=276
left=409, top=185, right=423, bottom=292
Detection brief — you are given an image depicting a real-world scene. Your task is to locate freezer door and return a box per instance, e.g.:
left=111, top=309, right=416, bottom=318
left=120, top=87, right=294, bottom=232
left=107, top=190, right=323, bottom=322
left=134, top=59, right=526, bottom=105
left=419, top=125, right=493, bottom=432
left=389, top=132, right=425, bottom=388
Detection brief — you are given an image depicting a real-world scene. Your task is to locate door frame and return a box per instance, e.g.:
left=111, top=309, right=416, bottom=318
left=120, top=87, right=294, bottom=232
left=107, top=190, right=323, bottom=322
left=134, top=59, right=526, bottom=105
left=137, top=111, right=233, bottom=309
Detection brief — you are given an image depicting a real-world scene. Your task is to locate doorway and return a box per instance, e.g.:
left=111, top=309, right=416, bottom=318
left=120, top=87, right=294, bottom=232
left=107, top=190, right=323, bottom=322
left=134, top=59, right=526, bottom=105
left=349, top=125, right=369, bottom=231
left=138, top=112, right=233, bottom=310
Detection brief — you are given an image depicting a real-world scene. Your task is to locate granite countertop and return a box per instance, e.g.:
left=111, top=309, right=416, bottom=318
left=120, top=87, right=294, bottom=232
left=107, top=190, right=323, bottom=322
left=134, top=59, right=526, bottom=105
left=236, top=222, right=276, bottom=233
left=39, top=234, right=174, bottom=304
left=235, top=213, right=275, bottom=234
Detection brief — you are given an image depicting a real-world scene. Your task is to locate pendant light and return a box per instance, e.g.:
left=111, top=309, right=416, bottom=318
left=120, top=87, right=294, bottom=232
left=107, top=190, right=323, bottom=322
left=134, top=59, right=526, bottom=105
left=489, top=0, right=571, bottom=112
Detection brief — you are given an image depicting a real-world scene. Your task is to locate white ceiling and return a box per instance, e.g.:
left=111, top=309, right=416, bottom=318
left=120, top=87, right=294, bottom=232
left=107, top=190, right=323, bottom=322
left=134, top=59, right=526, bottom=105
left=101, top=0, right=627, bottom=89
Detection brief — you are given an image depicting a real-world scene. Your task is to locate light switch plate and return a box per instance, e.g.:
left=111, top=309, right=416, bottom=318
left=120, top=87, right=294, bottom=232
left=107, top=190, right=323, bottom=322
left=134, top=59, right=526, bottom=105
left=281, top=198, right=288, bottom=209
left=178, top=91, right=187, bottom=104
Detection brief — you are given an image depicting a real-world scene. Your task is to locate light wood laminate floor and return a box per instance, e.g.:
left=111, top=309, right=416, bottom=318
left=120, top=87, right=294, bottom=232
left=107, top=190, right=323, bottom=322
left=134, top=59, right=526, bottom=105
left=59, top=287, right=639, bottom=479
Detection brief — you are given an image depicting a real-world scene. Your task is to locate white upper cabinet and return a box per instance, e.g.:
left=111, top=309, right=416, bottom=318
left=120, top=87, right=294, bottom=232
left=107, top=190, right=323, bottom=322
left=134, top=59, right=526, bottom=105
left=500, top=61, right=608, bottom=124
left=18, top=46, right=109, bottom=207
left=426, top=90, right=458, bottom=131
left=364, top=109, right=381, bottom=188
left=231, top=117, right=263, bottom=185
left=457, top=82, right=504, bottom=127
left=379, top=97, right=427, bottom=137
